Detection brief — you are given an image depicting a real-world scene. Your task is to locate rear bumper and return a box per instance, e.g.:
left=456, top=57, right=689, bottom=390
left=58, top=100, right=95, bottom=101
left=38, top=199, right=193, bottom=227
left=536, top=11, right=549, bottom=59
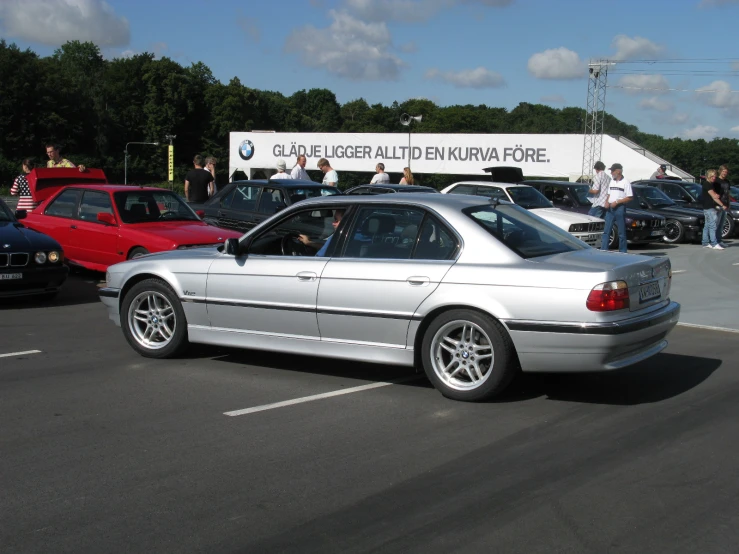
left=504, top=301, right=680, bottom=372
left=0, top=265, right=69, bottom=298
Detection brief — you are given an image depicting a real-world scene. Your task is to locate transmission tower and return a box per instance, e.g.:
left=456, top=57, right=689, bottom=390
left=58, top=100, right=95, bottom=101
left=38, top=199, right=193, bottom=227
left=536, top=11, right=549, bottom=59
left=581, top=60, right=611, bottom=183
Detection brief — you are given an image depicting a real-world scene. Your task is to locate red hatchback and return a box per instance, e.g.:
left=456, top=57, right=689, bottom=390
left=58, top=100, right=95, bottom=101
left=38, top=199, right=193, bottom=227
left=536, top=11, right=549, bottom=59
left=23, top=169, right=241, bottom=272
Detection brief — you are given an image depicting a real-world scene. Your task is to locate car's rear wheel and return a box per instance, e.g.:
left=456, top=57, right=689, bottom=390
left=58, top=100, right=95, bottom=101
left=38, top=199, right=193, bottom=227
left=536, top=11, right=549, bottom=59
left=721, top=215, right=734, bottom=240
left=128, top=247, right=150, bottom=260
left=121, top=278, right=188, bottom=358
left=608, top=226, right=618, bottom=249
left=663, top=219, right=685, bottom=244
left=421, top=309, right=518, bottom=401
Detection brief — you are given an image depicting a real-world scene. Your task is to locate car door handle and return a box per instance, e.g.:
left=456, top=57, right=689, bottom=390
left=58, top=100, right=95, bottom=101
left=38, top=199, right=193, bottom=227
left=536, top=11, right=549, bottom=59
left=70, top=225, right=77, bottom=229
left=407, top=276, right=430, bottom=286
left=297, top=271, right=317, bottom=281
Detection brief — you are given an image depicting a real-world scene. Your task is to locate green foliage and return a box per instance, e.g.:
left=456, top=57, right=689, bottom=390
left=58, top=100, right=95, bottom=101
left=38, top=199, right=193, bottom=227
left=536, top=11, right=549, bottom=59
left=1, top=40, right=737, bottom=190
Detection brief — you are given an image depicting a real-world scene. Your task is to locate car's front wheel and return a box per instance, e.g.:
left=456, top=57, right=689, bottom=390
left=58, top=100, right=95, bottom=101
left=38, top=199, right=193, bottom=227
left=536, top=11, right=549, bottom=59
left=721, top=215, right=735, bottom=240
left=663, top=219, right=685, bottom=244
left=120, top=278, right=188, bottom=358
left=421, top=309, right=518, bottom=401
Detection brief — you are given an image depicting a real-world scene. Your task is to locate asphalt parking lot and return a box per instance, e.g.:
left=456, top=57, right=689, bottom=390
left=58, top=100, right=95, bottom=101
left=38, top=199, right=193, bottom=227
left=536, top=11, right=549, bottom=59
left=1, top=240, right=738, bottom=553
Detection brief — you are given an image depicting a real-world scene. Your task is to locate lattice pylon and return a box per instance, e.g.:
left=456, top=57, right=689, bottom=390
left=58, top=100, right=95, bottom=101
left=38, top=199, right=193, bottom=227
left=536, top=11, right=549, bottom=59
left=581, top=61, right=610, bottom=183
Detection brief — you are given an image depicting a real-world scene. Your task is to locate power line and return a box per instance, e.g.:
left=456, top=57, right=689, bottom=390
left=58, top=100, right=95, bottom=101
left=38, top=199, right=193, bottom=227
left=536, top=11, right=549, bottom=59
left=609, top=85, right=739, bottom=93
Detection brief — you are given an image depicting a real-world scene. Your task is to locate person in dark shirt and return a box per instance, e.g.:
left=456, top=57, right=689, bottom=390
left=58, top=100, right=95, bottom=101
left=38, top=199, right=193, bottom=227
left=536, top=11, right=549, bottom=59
left=701, top=169, right=728, bottom=250
left=184, top=155, right=214, bottom=203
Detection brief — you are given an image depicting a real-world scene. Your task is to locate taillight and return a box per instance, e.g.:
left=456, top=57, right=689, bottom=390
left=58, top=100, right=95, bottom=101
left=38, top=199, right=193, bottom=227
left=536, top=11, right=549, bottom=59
left=586, top=281, right=629, bottom=311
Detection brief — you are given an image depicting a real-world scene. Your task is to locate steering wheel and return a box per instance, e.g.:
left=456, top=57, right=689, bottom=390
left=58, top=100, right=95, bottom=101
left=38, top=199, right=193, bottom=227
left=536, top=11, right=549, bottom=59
left=281, top=232, right=310, bottom=256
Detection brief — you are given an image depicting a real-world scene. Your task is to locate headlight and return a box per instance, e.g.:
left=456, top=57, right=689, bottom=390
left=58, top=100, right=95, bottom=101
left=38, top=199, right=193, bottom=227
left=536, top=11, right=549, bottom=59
left=569, top=223, right=585, bottom=233
left=48, top=251, right=60, bottom=263
left=34, top=251, right=47, bottom=264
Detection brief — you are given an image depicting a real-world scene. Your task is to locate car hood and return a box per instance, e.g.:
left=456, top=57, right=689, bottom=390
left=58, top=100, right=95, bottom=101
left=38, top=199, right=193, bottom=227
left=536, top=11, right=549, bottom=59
left=650, top=205, right=704, bottom=218
left=531, top=208, right=604, bottom=225
left=0, top=221, right=62, bottom=251
left=625, top=208, right=663, bottom=220
left=124, top=221, right=241, bottom=244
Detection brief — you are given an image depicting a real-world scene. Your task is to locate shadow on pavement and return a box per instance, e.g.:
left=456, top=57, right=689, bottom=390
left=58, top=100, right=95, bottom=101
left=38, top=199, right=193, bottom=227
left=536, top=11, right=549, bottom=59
left=0, top=267, right=104, bottom=310
left=514, top=352, right=720, bottom=406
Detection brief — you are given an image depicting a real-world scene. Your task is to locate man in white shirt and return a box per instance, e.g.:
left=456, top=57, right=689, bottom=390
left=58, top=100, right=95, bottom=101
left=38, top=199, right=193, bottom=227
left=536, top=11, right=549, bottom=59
left=291, top=155, right=310, bottom=180
left=317, top=157, right=338, bottom=187
left=270, top=158, right=293, bottom=180
left=369, top=163, right=390, bottom=184
left=600, top=163, right=633, bottom=253
left=588, top=161, right=610, bottom=219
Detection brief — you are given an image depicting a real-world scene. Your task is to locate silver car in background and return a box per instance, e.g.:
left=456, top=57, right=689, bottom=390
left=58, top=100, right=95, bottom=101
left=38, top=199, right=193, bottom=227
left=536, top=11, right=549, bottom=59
left=100, top=194, right=680, bottom=402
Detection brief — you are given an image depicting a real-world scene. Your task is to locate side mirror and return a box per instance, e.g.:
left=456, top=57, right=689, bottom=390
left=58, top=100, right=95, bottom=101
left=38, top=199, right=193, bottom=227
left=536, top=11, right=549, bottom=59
left=195, top=210, right=205, bottom=218
left=224, top=237, right=242, bottom=256
left=14, top=209, right=27, bottom=220
left=97, top=212, right=117, bottom=225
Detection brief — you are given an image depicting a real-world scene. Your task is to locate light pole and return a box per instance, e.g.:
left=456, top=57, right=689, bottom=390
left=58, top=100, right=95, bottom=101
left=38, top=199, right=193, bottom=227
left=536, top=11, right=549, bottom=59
left=125, top=141, right=160, bottom=184
left=164, top=135, right=177, bottom=189
left=400, top=113, right=422, bottom=171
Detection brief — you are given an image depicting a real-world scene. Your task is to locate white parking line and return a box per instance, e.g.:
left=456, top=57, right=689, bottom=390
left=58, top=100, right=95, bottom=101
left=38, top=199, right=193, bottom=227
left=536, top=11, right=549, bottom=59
left=672, top=270, right=687, bottom=274
left=224, top=375, right=422, bottom=417
left=0, top=350, right=42, bottom=359
left=677, top=322, right=739, bottom=334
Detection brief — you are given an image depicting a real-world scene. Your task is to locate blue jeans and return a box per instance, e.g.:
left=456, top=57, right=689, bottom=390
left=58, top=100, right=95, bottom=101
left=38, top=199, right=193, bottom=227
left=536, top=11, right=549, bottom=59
left=702, top=208, right=718, bottom=246
left=588, top=205, right=606, bottom=219
left=601, top=204, right=627, bottom=252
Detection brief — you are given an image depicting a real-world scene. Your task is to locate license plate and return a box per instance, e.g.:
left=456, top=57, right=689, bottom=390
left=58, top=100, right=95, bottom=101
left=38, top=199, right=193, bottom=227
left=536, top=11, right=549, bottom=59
left=639, top=281, right=661, bottom=303
left=651, top=230, right=665, bottom=236
left=587, top=234, right=600, bottom=241
left=1, top=273, right=22, bottom=280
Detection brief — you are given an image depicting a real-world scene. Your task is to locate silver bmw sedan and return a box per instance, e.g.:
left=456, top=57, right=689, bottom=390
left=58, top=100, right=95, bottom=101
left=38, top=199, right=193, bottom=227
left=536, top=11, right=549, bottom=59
left=99, top=193, right=680, bottom=402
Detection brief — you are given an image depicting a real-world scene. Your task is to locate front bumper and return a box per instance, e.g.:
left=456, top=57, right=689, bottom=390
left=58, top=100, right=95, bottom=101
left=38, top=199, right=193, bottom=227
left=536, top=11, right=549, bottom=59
left=627, top=227, right=665, bottom=243
left=504, top=301, right=680, bottom=373
left=99, top=287, right=121, bottom=326
left=0, top=265, right=69, bottom=298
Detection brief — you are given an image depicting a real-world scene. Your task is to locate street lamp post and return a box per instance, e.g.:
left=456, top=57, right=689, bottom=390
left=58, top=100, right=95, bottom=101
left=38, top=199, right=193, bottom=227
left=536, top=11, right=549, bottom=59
left=125, top=141, right=160, bottom=185
left=400, top=113, right=423, bottom=171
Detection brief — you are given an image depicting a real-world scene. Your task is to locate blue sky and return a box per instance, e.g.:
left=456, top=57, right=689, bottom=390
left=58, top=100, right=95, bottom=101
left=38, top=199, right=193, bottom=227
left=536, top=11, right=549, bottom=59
left=2, top=0, right=739, bottom=141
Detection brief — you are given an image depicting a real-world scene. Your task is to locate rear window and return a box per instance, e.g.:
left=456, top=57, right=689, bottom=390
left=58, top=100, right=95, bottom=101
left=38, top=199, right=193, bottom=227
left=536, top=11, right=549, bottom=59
left=464, top=203, right=587, bottom=259
left=506, top=187, right=552, bottom=209
left=287, top=187, right=340, bottom=203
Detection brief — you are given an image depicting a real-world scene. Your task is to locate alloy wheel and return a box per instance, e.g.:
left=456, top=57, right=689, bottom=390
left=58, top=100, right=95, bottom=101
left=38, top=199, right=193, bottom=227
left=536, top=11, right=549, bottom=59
left=430, top=320, right=495, bottom=391
left=127, top=290, right=177, bottom=350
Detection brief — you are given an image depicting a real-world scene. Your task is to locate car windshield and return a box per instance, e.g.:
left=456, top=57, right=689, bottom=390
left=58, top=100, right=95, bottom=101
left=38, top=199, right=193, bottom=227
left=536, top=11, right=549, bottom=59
left=287, top=187, right=340, bottom=202
left=506, top=187, right=553, bottom=209
left=114, top=190, right=199, bottom=223
left=570, top=184, right=591, bottom=204
left=636, top=186, right=674, bottom=208
left=682, top=183, right=702, bottom=199
left=0, top=201, right=14, bottom=222
left=464, top=203, right=587, bottom=259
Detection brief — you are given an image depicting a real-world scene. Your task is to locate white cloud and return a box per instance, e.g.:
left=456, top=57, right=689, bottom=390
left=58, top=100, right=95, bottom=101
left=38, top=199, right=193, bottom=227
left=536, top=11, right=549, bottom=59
left=616, top=74, right=671, bottom=94
left=612, top=35, right=665, bottom=60
left=285, top=10, right=404, bottom=81
left=541, top=94, right=566, bottom=104
left=527, top=47, right=585, bottom=80
left=341, top=0, right=512, bottom=22
left=0, top=0, right=129, bottom=47
left=730, top=125, right=739, bottom=134
left=639, top=97, right=674, bottom=111
left=696, top=80, right=739, bottom=109
left=668, top=113, right=690, bottom=125
left=424, top=67, right=505, bottom=88
left=682, top=125, right=719, bottom=140
left=120, top=49, right=136, bottom=59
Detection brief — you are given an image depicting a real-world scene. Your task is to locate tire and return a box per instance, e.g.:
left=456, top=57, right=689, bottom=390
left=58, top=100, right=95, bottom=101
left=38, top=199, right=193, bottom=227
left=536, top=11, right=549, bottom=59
left=663, top=219, right=685, bottom=244
left=120, top=278, right=188, bottom=358
left=128, top=247, right=150, bottom=260
left=608, top=226, right=618, bottom=249
left=421, top=309, right=518, bottom=402
left=721, top=215, right=735, bottom=240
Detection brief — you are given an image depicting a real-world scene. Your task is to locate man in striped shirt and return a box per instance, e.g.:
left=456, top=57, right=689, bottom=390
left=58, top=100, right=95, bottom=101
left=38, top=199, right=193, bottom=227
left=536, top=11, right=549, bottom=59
left=587, top=160, right=610, bottom=219
left=10, top=159, right=37, bottom=211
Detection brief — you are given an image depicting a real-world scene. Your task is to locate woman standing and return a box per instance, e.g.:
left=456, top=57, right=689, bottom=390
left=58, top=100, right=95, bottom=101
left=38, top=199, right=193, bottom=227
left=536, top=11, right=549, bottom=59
left=10, top=159, right=37, bottom=211
left=399, top=167, right=414, bottom=185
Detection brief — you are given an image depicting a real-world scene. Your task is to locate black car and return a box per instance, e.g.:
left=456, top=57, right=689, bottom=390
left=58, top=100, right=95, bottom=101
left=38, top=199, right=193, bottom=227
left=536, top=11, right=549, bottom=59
left=634, top=179, right=738, bottom=239
left=201, top=179, right=341, bottom=233
left=524, top=180, right=666, bottom=249
left=345, top=184, right=439, bottom=195
left=0, top=199, right=68, bottom=299
left=628, top=185, right=704, bottom=244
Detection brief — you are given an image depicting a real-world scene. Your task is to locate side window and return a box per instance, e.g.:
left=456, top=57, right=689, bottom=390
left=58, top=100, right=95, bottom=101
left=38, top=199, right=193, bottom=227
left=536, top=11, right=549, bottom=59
left=475, top=186, right=506, bottom=200
left=219, top=188, right=237, bottom=208
left=413, top=216, right=458, bottom=260
left=343, top=207, right=425, bottom=260
left=230, top=185, right=260, bottom=211
left=347, top=187, right=372, bottom=195
left=662, top=184, right=681, bottom=200
left=449, top=184, right=476, bottom=196
left=79, top=190, right=113, bottom=222
left=541, top=186, right=554, bottom=201
left=370, top=187, right=393, bottom=194
left=551, top=187, right=568, bottom=206
left=247, top=207, right=345, bottom=256
left=257, top=188, right=286, bottom=214
left=45, top=189, right=81, bottom=218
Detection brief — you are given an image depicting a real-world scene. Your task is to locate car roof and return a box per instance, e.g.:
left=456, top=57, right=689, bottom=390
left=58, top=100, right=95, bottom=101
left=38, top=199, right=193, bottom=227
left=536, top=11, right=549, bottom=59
left=348, top=184, right=438, bottom=191
left=633, top=179, right=692, bottom=185
left=232, top=179, right=333, bottom=189
left=296, top=192, right=499, bottom=212
left=452, top=181, right=532, bottom=189
left=57, top=184, right=173, bottom=193
left=524, top=180, right=587, bottom=187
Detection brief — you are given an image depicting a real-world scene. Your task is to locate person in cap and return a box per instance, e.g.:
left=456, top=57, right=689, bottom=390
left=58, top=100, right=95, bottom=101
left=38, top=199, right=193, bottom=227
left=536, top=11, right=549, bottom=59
left=600, top=163, right=633, bottom=253
left=587, top=161, right=610, bottom=219
left=270, top=158, right=293, bottom=180
left=650, top=164, right=667, bottom=179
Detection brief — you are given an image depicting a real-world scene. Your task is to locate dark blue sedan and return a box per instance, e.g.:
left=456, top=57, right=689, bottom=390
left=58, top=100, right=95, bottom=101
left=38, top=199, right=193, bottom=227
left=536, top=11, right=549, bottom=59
left=0, top=199, right=68, bottom=299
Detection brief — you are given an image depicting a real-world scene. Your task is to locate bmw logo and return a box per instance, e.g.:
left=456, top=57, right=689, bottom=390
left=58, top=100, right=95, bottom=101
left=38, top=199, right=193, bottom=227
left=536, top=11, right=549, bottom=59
left=238, top=139, right=255, bottom=161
